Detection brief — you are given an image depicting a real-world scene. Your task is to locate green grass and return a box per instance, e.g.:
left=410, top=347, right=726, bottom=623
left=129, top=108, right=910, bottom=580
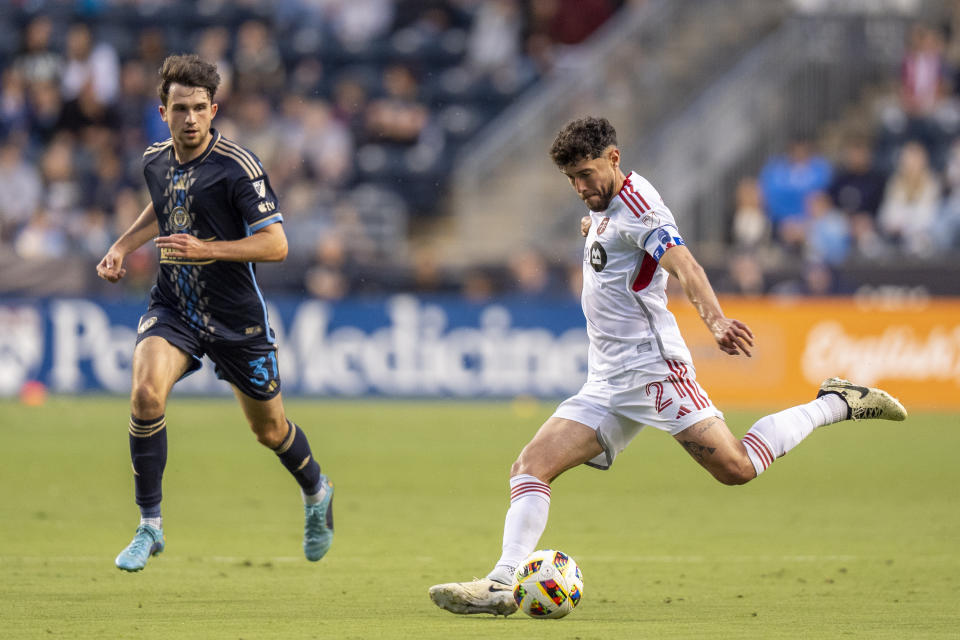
left=1, top=397, right=958, bottom=639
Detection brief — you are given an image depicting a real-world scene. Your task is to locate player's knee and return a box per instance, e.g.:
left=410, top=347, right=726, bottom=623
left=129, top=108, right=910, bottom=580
left=250, top=418, right=287, bottom=449
left=130, top=383, right=165, bottom=418
left=711, top=459, right=755, bottom=486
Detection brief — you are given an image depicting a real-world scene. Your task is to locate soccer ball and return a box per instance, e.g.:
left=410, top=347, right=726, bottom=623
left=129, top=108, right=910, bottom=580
left=512, top=549, right=584, bottom=619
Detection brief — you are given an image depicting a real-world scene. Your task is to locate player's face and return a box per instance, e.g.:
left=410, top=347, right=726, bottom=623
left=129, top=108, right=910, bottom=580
left=561, top=147, right=620, bottom=212
left=160, top=83, right=218, bottom=151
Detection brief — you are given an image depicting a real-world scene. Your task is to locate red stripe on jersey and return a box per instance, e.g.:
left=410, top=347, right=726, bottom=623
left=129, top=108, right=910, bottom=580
left=621, top=186, right=650, bottom=218
left=626, top=183, right=651, bottom=210
left=619, top=188, right=644, bottom=218
left=631, top=252, right=658, bottom=291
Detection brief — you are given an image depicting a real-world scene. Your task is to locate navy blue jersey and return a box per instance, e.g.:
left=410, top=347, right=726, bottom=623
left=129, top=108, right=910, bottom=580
left=142, top=129, right=283, bottom=341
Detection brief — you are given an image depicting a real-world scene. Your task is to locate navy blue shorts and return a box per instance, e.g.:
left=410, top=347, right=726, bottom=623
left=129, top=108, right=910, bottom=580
left=135, top=305, right=282, bottom=401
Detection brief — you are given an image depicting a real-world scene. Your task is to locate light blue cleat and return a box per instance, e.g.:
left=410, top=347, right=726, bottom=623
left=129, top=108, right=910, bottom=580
left=304, top=475, right=334, bottom=561
left=115, top=524, right=164, bottom=572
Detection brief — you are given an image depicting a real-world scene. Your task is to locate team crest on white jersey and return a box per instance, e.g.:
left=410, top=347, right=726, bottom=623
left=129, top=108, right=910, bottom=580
left=596, top=217, right=610, bottom=235
left=252, top=179, right=266, bottom=198
left=589, top=241, right=607, bottom=272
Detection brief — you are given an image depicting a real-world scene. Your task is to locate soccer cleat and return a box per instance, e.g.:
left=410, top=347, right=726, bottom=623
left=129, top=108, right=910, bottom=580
left=303, top=474, right=334, bottom=561
left=817, top=377, right=908, bottom=422
left=115, top=524, right=164, bottom=572
left=428, top=578, right=518, bottom=616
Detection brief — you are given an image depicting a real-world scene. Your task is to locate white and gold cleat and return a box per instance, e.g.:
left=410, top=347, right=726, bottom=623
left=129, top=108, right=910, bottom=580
left=428, top=578, right=518, bottom=616
left=817, top=377, right=908, bottom=422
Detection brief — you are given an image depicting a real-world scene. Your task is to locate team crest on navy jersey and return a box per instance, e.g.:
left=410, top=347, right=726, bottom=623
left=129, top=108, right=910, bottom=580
left=589, top=241, right=607, bottom=272
left=596, top=217, right=610, bottom=235
left=170, top=206, right=190, bottom=230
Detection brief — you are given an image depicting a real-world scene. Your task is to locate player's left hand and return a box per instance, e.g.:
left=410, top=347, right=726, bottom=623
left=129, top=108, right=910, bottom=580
left=154, top=234, right=211, bottom=260
left=580, top=215, right=591, bottom=237
left=712, top=318, right=754, bottom=357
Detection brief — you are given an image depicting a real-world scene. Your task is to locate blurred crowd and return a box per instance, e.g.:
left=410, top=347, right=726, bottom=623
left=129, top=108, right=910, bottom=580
left=723, top=18, right=960, bottom=297
left=3, top=2, right=959, bottom=303
left=0, top=0, right=621, bottom=298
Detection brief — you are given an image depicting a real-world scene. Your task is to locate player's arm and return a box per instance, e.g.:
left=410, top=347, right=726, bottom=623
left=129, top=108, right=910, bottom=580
left=96, top=202, right=159, bottom=283
left=154, top=222, right=288, bottom=263
left=658, top=245, right=754, bottom=357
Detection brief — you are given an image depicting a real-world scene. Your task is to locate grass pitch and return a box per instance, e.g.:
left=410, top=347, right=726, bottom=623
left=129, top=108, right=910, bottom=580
left=0, top=397, right=958, bottom=639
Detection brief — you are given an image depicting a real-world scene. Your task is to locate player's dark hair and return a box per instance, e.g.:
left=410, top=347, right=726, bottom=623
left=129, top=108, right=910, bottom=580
left=549, top=117, right=618, bottom=167
left=158, top=54, right=220, bottom=106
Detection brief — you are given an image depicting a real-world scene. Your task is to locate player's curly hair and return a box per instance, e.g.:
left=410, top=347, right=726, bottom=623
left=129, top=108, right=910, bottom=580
left=549, top=117, right=618, bottom=167
left=158, top=54, right=221, bottom=106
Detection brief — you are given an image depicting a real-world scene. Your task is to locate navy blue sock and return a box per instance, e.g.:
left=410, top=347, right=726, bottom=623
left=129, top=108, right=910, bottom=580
left=129, top=414, right=167, bottom=518
left=273, top=420, right=322, bottom=494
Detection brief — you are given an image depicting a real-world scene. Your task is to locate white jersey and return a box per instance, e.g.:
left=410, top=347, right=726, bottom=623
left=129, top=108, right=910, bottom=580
left=580, top=171, right=693, bottom=378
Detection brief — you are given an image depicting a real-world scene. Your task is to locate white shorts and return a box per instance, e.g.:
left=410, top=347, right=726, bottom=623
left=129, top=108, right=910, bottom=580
left=552, top=359, right=723, bottom=470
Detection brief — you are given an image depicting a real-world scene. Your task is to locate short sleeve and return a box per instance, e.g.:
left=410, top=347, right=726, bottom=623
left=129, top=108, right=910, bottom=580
left=617, top=175, right=685, bottom=261
left=233, top=173, right=283, bottom=232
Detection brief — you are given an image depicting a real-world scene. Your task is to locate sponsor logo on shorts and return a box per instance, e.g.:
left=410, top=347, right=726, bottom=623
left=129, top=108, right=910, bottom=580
left=244, top=325, right=263, bottom=336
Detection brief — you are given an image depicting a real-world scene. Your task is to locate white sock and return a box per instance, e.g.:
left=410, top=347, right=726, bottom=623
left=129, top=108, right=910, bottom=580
left=487, top=474, right=550, bottom=584
left=742, top=396, right=847, bottom=476
left=140, top=516, right=162, bottom=530
left=303, top=482, right=328, bottom=505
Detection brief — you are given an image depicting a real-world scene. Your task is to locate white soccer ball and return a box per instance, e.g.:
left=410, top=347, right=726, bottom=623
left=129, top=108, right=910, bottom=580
left=512, top=549, right=584, bottom=619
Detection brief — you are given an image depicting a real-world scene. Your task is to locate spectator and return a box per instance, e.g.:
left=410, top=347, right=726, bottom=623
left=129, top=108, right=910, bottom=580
left=61, top=22, right=120, bottom=104
left=14, top=209, right=68, bottom=259
left=194, top=27, right=234, bottom=105
left=305, top=234, right=352, bottom=301
left=326, top=0, right=396, bottom=48
left=877, top=141, right=941, bottom=254
left=39, top=137, right=82, bottom=220
left=466, top=0, right=523, bottom=75
left=365, top=64, right=430, bottom=145
left=0, top=68, right=30, bottom=138
left=720, top=253, right=766, bottom=296
left=13, top=15, right=63, bottom=86
left=533, top=0, right=616, bottom=46
left=900, top=24, right=950, bottom=122
left=934, top=137, right=960, bottom=251
left=26, top=79, right=63, bottom=146
left=0, top=139, right=43, bottom=243
left=827, top=136, right=887, bottom=258
left=758, top=138, right=832, bottom=245
left=731, top=176, right=770, bottom=250
left=233, top=20, right=285, bottom=94
left=299, top=99, right=354, bottom=188
left=805, top=190, right=851, bottom=266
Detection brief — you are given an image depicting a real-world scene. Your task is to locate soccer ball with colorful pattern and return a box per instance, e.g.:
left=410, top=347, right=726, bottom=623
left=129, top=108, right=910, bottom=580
left=512, top=549, right=584, bottom=619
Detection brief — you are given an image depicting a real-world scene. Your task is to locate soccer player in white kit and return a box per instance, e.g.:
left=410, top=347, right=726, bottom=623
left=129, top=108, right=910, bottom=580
left=428, top=117, right=907, bottom=616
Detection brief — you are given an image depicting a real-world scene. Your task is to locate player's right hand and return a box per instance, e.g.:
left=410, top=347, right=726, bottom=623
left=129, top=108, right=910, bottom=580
left=96, top=250, right=127, bottom=283
left=712, top=317, right=754, bottom=357
left=580, top=215, right=591, bottom=237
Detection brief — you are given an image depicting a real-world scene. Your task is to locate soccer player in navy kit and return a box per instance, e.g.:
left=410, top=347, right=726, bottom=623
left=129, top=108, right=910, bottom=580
left=97, top=54, right=333, bottom=571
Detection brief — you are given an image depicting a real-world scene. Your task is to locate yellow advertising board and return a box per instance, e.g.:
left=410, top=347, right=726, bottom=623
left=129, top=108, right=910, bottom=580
left=672, top=297, right=960, bottom=411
